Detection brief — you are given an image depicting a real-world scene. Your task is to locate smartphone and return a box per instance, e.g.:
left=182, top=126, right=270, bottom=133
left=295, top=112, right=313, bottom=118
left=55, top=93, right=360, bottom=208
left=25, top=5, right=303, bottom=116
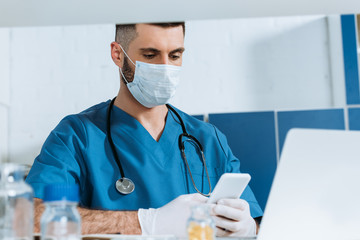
left=207, top=173, right=251, bottom=204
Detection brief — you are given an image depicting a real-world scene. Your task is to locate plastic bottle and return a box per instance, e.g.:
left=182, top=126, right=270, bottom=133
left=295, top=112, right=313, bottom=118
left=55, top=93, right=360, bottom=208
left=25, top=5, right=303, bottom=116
left=187, top=205, right=215, bottom=240
left=0, top=163, right=34, bottom=240
left=40, top=184, right=81, bottom=240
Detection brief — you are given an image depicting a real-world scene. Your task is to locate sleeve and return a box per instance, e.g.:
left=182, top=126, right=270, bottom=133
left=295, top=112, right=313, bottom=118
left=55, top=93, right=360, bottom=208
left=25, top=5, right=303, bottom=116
left=212, top=125, right=264, bottom=218
left=25, top=115, right=86, bottom=200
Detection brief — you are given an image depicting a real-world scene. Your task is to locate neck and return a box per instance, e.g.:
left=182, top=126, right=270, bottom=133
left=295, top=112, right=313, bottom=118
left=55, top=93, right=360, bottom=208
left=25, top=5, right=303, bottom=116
left=114, top=83, right=168, bottom=142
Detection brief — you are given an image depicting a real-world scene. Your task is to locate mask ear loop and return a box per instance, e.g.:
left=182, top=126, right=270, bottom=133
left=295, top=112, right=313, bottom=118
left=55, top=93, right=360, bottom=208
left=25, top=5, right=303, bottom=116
left=117, top=43, right=136, bottom=66
left=117, top=43, right=136, bottom=84
left=119, top=68, right=129, bottom=84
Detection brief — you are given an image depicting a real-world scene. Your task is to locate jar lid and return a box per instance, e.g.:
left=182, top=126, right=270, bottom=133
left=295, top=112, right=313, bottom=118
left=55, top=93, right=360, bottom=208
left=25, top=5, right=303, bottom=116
left=44, top=184, right=79, bottom=202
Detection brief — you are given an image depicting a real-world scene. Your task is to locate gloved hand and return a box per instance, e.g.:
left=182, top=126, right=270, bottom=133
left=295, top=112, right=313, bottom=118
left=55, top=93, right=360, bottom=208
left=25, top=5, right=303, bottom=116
left=212, top=198, right=257, bottom=237
left=138, top=193, right=208, bottom=238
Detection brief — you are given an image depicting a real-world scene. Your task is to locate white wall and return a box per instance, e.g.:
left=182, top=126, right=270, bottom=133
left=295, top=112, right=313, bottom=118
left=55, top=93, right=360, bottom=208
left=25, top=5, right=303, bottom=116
left=0, top=15, right=345, bottom=164
left=0, top=106, right=8, bottom=163
left=173, top=16, right=341, bottom=114
left=0, top=28, right=10, bottom=163
left=8, top=25, right=118, bottom=164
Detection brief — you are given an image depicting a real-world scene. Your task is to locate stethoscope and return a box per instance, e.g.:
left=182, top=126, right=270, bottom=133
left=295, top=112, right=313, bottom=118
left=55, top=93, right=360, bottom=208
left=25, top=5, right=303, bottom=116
left=107, top=97, right=212, bottom=196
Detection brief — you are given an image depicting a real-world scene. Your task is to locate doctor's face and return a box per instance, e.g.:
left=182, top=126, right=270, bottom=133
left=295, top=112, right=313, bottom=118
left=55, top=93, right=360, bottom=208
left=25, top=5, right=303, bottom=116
left=127, top=24, right=185, bottom=65
left=115, top=23, right=185, bottom=82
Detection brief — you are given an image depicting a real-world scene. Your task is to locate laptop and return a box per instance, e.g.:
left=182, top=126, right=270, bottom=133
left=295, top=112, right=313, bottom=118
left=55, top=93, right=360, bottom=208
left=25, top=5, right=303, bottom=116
left=258, top=128, right=360, bottom=240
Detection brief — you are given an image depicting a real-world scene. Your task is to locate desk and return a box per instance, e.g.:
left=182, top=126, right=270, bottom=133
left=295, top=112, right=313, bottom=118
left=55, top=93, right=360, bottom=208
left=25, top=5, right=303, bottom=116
left=34, top=234, right=257, bottom=240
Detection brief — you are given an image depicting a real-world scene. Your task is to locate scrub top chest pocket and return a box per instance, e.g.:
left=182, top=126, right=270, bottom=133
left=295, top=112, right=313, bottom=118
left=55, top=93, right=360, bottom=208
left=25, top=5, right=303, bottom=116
left=180, top=139, right=221, bottom=195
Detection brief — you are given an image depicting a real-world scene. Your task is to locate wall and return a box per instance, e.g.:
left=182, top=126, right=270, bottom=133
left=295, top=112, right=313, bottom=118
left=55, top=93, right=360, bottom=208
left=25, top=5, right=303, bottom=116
left=0, top=15, right=344, bottom=166
left=0, top=28, right=10, bottom=163
left=173, top=16, right=345, bottom=114
left=7, top=25, right=118, bottom=164
left=204, top=15, right=359, bottom=210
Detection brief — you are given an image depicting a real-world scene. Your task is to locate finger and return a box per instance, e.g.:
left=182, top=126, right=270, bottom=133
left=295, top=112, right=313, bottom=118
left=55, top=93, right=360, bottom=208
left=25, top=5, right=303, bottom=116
left=215, top=227, right=232, bottom=237
left=205, top=203, right=217, bottom=215
left=213, top=204, right=244, bottom=221
left=212, top=215, right=242, bottom=232
left=217, top=198, right=249, bottom=211
left=190, top=193, right=209, bottom=203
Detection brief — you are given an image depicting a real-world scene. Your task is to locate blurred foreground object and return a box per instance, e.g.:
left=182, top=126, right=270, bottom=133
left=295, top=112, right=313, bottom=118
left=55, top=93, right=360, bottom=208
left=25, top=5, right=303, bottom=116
left=41, top=184, right=81, bottom=240
left=0, top=163, right=34, bottom=239
left=187, top=205, right=215, bottom=240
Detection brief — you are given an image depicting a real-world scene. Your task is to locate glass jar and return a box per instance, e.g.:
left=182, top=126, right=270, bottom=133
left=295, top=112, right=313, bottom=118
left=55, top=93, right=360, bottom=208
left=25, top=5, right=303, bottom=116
left=0, top=163, right=34, bottom=240
left=40, top=184, right=81, bottom=240
left=187, top=205, right=215, bottom=240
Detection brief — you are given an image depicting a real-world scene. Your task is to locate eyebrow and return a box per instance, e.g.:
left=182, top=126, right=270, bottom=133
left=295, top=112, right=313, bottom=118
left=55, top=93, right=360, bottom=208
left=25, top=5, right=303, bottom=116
left=139, top=48, right=160, bottom=53
left=170, top=47, right=185, bottom=55
left=139, top=47, right=185, bottom=54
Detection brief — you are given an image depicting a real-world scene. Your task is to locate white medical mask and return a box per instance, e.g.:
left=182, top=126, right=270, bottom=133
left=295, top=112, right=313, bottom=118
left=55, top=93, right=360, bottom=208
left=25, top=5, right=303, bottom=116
left=118, top=45, right=182, bottom=108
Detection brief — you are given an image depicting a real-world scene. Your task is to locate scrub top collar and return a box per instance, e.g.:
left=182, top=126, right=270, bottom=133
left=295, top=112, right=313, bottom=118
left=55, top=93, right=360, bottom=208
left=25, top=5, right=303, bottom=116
left=110, top=103, right=182, bottom=158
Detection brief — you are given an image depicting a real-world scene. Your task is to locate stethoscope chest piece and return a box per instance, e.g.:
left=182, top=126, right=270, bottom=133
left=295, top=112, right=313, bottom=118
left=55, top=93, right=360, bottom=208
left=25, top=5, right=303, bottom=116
left=116, top=178, right=135, bottom=195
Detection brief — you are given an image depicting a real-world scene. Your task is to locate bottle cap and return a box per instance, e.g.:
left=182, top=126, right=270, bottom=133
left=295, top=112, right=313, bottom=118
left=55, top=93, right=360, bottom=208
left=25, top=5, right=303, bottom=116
left=44, top=184, right=79, bottom=202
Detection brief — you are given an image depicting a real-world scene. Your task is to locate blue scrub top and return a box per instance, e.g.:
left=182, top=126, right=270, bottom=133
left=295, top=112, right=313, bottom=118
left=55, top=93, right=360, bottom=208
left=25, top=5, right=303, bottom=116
left=26, top=100, right=263, bottom=218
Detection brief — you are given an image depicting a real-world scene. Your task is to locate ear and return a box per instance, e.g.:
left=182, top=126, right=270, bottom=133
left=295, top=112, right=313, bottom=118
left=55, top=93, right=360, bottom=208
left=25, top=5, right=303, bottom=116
left=110, top=42, right=124, bottom=68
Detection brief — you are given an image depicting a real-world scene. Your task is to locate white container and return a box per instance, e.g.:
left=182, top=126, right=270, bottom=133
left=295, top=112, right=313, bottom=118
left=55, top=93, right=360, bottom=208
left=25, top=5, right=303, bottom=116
left=40, top=184, right=81, bottom=240
left=0, top=163, right=34, bottom=240
left=187, top=205, right=215, bottom=240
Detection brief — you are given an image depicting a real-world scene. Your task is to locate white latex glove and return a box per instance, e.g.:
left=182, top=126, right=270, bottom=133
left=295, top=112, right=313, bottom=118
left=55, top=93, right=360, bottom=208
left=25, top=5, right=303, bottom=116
left=138, top=193, right=208, bottom=238
left=212, top=198, right=257, bottom=237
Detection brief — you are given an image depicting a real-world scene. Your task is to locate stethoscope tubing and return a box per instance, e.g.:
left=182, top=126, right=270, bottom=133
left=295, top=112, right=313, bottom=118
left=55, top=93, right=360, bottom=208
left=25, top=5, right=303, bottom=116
left=106, top=97, right=211, bottom=196
left=107, top=98, right=126, bottom=179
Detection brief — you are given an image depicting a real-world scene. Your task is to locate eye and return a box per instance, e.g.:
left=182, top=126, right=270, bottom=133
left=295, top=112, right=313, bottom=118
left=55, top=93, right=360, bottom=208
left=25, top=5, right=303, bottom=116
left=143, top=54, right=155, bottom=59
left=170, top=54, right=181, bottom=60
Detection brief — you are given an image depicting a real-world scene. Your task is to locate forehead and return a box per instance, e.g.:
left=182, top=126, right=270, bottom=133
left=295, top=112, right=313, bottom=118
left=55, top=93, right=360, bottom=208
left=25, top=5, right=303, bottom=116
left=129, top=24, right=184, bottom=51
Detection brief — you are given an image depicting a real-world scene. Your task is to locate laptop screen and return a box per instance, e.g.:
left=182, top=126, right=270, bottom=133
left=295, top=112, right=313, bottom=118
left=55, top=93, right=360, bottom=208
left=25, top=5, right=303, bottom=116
left=258, top=128, right=360, bottom=240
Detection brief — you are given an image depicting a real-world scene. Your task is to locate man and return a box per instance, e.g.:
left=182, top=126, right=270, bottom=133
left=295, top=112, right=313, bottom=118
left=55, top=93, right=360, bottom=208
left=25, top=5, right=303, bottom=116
left=26, top=22, right=263, bottom=237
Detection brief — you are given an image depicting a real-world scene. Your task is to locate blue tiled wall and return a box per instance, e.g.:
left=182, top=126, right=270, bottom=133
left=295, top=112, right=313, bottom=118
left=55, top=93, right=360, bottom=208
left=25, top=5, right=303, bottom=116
left=193, top=14, right=360, bottom=213
left=206, top=109, right=347, bottom=212
left=341, top=15, right=360, bottom=105
left=349, top=108, right=360, bottom=130
left=208, top=112, right=277, bottom=211
left=277, top=109, right=345, bottom=152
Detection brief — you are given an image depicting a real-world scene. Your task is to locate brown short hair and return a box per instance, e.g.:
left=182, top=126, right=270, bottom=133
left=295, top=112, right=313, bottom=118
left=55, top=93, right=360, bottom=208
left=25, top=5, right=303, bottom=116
left=115, top=22, right=185, bottom=51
